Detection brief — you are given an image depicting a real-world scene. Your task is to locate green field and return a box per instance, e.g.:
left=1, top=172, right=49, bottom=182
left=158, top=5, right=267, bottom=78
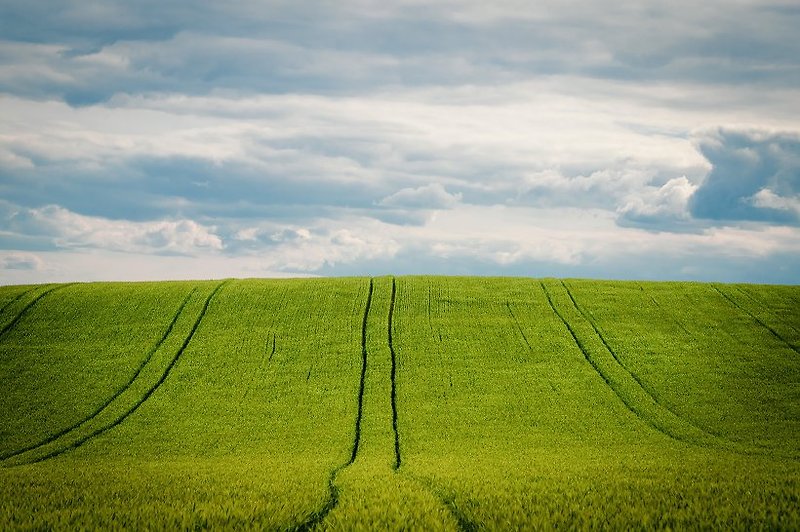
left=1, top=277, right=798, bottom=529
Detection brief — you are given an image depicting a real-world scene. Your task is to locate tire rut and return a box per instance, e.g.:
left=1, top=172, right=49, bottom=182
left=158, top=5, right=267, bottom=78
left=0, top=286, right=40, bottom=318
left=561, top=280, right=724, bottom=441
left=734, top=286, right=800, bottom=336
left=389, top=277, right=401, bottom=470
left=506, top=301, right=532, bottom=351
left=295, top=278, right=373, bottom=531
left=391, top=278, right=474, bottom=531
left=0, top=283, right=74, bottom=341
left=540, top=281, right=717, bottom=448
left=0, top=287, right=197, bottom=461
left=712, top=284, right=799, bottom=356
left=6, top=280, right=228, bottom=466
left=638, top=284, right=692, bottom=336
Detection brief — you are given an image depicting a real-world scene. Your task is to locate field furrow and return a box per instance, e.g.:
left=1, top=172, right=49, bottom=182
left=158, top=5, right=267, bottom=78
left=323, top=277, right=459, bottom=530
left=567, top=280, right=800, bottom=452
left=389, top=277, right=401, bottom=470
left=505, top=301, right=533, bottom=351
left=0, top=285, right=39, bottom=319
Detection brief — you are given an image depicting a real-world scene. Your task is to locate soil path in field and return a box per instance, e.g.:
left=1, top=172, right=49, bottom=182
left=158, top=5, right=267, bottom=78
left=2, top=281, right=228, bottom=466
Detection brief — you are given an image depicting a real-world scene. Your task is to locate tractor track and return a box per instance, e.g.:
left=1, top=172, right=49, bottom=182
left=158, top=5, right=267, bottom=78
left=638, top=284, right=692, bottom=336
left=734, top=286, right=800, bottom=336
left=540, top=281, right=715, bottom=447
left=506, top=301, right=532, bottom=351
left=391, top=279, right=473, bottom=531
left=295, top=278, right=373, bottom=531
left=560, top=281, right=654, bottom=395
left=0, top=286, right=40, bottom=318
left=7, top=281, right=228, bottom=466
left=0, top=287, right=197, bottom=462
left=0, top=283, right=75, bottom=341
left=561, top=281, right=722, bottom=442
left=389, top=277, right=401, bottom=470
left=712, top=284, right=799, bottom=355
left=404, top=473, right=478, bottom=532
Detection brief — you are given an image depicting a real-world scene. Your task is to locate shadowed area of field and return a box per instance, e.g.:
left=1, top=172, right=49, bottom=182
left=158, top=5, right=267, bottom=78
left=1, top=277, right=798, bottom=529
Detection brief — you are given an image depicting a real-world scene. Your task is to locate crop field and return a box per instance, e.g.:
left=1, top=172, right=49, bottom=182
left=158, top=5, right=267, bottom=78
left=0, top=277, right=798, bottom=529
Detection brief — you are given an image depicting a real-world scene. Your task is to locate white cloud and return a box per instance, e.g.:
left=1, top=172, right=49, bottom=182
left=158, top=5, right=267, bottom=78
left=617, top=176, right=697, bottom=226
left=750, top=189, right=800, bottom=217
left=7, top=205, right=222, bottom=255
left=379, top=183, right=461, bottom=209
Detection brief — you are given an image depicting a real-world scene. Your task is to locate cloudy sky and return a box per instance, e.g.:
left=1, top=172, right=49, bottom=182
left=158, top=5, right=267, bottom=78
left=1, top=0, right=799, bottom=284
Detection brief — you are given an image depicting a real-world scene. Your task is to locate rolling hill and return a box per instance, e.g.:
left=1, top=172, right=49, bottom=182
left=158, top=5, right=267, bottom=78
left=1, top=277, right=798, bottom=529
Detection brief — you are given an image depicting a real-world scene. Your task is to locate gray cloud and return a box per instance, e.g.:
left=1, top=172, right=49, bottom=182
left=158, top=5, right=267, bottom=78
left=1, top=1, right=799, bottom=105
left=689, top=129, right=800, bottom=224
left=1, top=1, right=800, bottom=282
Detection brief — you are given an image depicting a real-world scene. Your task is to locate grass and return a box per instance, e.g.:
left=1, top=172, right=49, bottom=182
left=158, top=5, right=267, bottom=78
left=0, top=276, right=798, bottom=529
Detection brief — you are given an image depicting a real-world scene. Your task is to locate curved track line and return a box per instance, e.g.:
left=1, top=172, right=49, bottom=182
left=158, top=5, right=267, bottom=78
left=506, top=301, right=532, bottom=351
left=712, top=284, right=799, bottom=355
left=0, top=285, right=40, bottom=318
left=389, top=277, right=401, bottom=470
left=296, top=278, right=373, bottom=531
left=540, top=282, right=716, bottom=447
left=638, top=284, right=691, bottom=336
left=560, top=281, right=653, bottom=393
left=391, top=279, right=474, bottom=531
left=12, top=281, right=228, bottom=466
left=734, top=286, right=800, bottom=336
left=404, top=473, right=478, bottom=532
left=0, top=287, right=197, bottom=461
left=560, top=281, right=722, bottom=440
left=0, top=283, right=74, bottom=341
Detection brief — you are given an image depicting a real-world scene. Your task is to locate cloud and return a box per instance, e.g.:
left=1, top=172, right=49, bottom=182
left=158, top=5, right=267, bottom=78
left=1, top=252, right=42, bottom=270
left=689, top=129, right=800, bottom=224
left=379, top=183, right=461, bottom=209
left=617, top=176, right=697, bottom=229
left=3, top=204, right=222, bottom=255
left=1, top=1, right=800, bottom=283
left=750, top=188, right=800, bottom=216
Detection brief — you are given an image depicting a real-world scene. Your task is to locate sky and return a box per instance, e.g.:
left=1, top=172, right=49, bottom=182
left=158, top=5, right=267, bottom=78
left=1, top=1, right=799, bottom=284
